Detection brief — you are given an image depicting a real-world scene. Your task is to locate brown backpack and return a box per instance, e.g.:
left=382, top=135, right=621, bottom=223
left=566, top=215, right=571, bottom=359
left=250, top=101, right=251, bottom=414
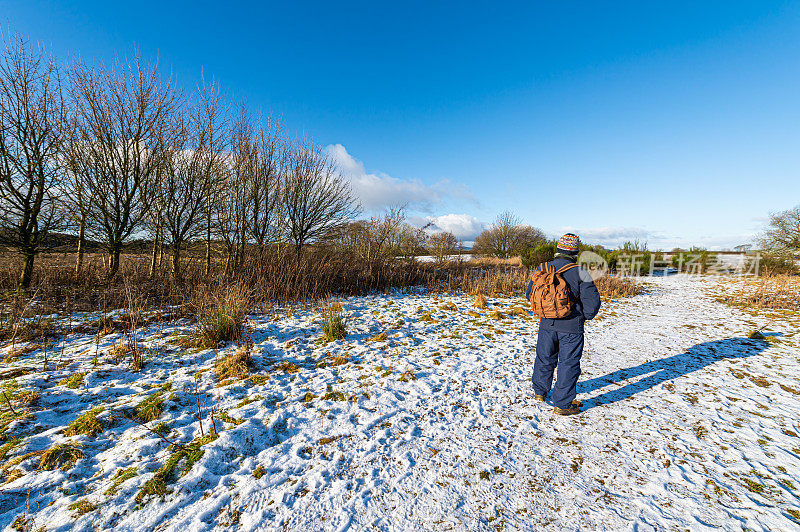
left=529, top=263, right=579, bottom=319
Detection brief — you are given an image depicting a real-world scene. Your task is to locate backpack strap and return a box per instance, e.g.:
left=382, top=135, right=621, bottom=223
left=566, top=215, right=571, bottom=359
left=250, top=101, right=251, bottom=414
left=556, top=263, right=579, bottom=274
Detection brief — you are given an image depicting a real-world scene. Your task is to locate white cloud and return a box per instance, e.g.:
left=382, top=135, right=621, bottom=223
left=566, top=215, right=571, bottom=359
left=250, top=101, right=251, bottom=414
left=556, top=227, right=653, bottom=246
left=410, top=213, right=487, bottom=242
left=326, top=144, right=474, bottom=213
left=555, top=226, right=757, bottom=250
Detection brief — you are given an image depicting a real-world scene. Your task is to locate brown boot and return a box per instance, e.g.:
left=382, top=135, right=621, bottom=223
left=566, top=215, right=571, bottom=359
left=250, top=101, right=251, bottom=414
left=553, top=403, right=580, bottom=416
left=533, top=394, right=545, bottom=402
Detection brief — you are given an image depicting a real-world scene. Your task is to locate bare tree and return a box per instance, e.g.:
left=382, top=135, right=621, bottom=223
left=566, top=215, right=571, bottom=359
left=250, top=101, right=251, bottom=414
left=395, top=223, right=429, bottom=260
left=760, top=205, right=800, bottom=254
left=0, top=34, right=66, bottom=288
left=61, top=115, right=97, bottom=277
left=69, top=53, right=176, bottom=279
left=146, top=169, right=166, bottom=277
left=249, top=113, right=284, bottom=250
left=215, top=105, right=253, bottom=270
left=159, top=90, right=223, bottom=280
left=337, top=206, right=406, bottom=268
left=428, top=231, right=458, bottom=265
left=472, top=211, right=545, bottom=258
left=195, top=77, right=227, bottom=276
left=283, top=140, right=358, bottom=255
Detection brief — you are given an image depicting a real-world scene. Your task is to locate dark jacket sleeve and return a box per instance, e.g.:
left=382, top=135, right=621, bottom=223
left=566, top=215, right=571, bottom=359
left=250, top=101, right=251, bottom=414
left=525, top=279, right=533, bottom=301
left=580, top=278, right=601, bottom=320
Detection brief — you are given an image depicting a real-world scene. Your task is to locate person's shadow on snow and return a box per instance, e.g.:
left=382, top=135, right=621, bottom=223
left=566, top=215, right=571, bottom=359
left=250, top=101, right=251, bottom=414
left=577, top=336, right=771, bottom=410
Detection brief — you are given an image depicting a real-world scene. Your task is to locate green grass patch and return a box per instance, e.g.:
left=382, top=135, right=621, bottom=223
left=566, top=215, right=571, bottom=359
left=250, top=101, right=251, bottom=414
left=741, top=477, right=765, bottom=494
left=106, top=467, right=138, bottom=495
left=322, top=385, right=347, bottom=401
left=65, top=407, right=104, bottom=437
left=135, top=433, right=219, bottom=504
left=135, top=393, right=165, bottom=423
left=236, top=395, right=263, bottom=408
left=0, top=438, right=20, bottom=462
left=68, top=499, right=98, bottom=517
left=58, top=372, right=88, bottom=389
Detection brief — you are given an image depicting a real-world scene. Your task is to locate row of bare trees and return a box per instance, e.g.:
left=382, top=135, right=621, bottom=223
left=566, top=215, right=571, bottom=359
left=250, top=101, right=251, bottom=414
left=0, top=33, right=360, bottom=288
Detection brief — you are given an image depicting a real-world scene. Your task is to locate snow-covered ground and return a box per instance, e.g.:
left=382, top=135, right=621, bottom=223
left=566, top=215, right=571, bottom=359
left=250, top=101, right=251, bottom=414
left=1, top=275, right=799, bottom=531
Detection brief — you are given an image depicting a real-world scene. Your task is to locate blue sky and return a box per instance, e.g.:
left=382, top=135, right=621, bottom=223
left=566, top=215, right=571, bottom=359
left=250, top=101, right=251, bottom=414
left=3, top=1, right=800, bottom=249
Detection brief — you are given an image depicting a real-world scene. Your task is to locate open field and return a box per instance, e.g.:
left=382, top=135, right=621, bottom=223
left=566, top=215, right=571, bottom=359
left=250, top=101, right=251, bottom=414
left=0, top=274, right=798, bottom=530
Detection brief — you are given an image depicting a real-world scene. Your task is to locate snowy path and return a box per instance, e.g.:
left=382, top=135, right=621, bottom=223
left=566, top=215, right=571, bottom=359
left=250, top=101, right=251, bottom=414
left=1, top=275, right=799, bottom=531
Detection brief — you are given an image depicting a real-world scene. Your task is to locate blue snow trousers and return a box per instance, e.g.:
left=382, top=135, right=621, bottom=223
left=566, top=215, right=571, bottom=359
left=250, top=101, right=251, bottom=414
left=532, top=329, right=584, bottom=409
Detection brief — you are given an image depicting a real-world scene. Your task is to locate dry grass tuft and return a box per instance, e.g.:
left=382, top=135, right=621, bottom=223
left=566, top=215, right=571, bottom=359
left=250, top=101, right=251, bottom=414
left=489, top=310, right=506, bottom=320
left=322, top=385, right=347, bottom=401
left=39, top=443, right=84, bottom=471
left=473, top=293, right=487, bottom=309
left=593, top=275, right=644, bottom=298
left=215, top=347, right=253, bottom=381
left=327, top=355, right=349, bottom=367
left=108, top=340, right=131, bottom=362
left=3, top=468, right=24, bottom=485
left=719, top=275, right=800, bottom=311
left=68, top=499, right=98, bottom=517
left=321, top=305, right=347, bottom=341
left=367, top=331, right=388, bottom=342
left=135, top=433, right=218, bottom=504
left=4, top=343, right=38, bottom=362
left=780, top=384, right=800, bottom=395
left=469, top=255, right=523, bottom=268
left=302, top=392, right=317, bottom=403
left=192, top=283, right=251, bottom=348
left=398, top=370, right=417, bottom=382
left=506, top=306, right=530, bottom=318
left=275, top=360, right=300, bottom=374
left=419, top=311, right=438, bottom=323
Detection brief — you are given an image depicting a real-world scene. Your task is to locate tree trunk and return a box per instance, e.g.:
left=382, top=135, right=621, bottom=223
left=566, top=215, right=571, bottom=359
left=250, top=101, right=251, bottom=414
left=107, top=244, right=122, bottom=280
left=18, top=250, right=35, bottom=290
left=205, top=209, right=212, bottom=276
left=75, top=215, right=86, bottom=277
left=172, top=244, right=181, bottom=281
left=149, top=224, right=160, bottom=277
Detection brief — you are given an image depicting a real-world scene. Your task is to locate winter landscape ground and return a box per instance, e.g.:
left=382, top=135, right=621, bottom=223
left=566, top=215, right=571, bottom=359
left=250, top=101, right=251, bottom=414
left=0, top=274, right=799, bottom=531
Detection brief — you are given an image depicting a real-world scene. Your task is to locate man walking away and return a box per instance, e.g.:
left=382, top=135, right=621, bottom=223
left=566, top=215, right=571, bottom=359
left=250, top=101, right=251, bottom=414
left=525, top=233, right=601, bottom=415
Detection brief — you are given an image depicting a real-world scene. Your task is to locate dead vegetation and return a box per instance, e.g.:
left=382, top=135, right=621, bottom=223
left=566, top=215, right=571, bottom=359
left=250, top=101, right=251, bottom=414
left=38, top=443, right=84, bottom=471
left=215, top=347, right=254, bottom=381
left=191, top=282, right=252, bottom=348
left=594, top=275, right=644, bottom=298
left=321, top=304, right=347, bottom=342
left=718, top=275, right=800, bottom=311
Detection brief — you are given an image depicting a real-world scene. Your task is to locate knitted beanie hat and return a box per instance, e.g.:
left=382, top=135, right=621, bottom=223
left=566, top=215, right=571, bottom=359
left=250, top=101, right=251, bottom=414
left=556, top=233, right=580, bottom=255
